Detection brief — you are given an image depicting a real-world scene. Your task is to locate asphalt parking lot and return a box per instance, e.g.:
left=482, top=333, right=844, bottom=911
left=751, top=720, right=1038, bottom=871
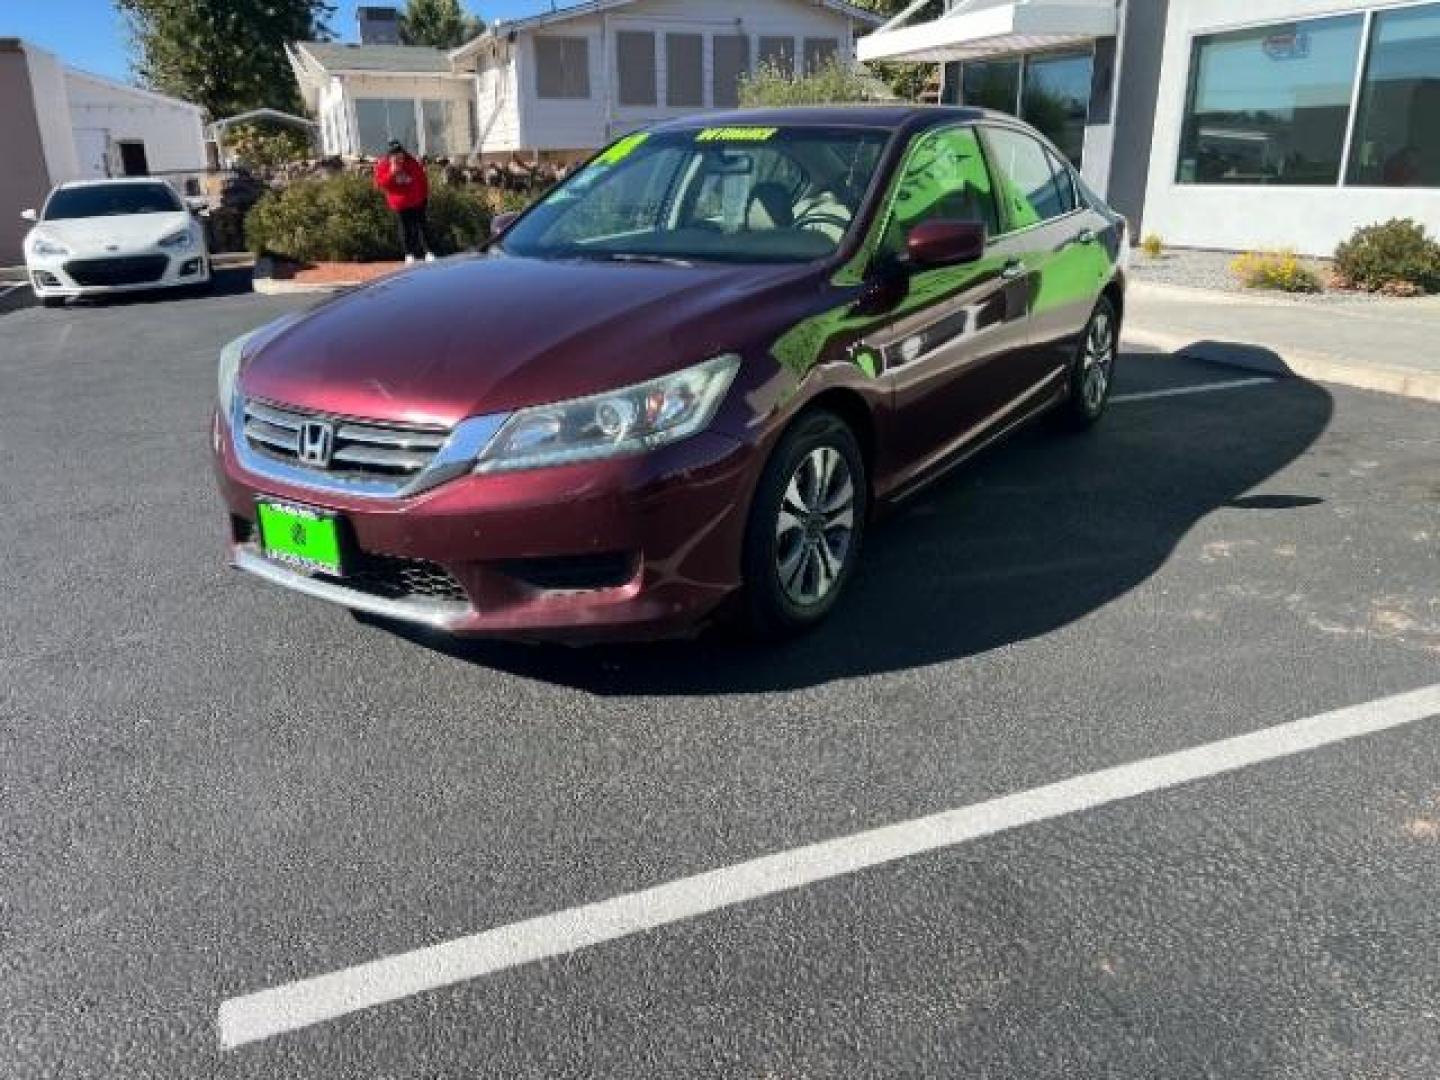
left=2, top=276, right=1438, bottom=1078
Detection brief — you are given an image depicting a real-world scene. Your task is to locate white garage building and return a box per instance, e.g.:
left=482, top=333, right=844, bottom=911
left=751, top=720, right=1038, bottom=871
left=1, top=38, right=208, bottom=263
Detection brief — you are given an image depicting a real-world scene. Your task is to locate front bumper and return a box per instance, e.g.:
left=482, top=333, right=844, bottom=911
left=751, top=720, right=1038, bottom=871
left=214, top=409, right=761, bottom=641
left=28, top=249, right=210, bottom=297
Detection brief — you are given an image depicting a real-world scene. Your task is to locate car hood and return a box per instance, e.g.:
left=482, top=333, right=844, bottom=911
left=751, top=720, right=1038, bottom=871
left=239, top=253, right=812, bottom=427
left=31, top=211, right=194, bottom=255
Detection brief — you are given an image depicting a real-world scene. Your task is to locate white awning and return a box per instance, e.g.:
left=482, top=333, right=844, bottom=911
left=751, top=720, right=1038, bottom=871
left=857, top=0, right=1116, bottom=64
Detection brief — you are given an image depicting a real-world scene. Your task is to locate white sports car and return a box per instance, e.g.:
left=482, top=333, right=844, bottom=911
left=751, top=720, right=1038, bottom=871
left=22, top=178, right=211, bottom=307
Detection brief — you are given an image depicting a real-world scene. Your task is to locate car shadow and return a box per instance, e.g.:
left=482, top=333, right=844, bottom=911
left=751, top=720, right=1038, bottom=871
left=367, top=352, right=1334, bottom=694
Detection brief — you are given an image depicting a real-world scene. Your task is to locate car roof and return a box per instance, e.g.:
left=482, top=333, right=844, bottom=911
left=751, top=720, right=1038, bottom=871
left=649, top=104, right=996, bottom=134
left=52, top=178, right=177, bottom=190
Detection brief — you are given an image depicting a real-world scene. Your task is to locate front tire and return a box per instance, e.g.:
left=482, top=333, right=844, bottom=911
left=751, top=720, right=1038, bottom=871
left=40, top=296, right=65, bottom=309
left=741, top=410, right=868, bottom=637
left=1057, top=295, right=1118, bottom=430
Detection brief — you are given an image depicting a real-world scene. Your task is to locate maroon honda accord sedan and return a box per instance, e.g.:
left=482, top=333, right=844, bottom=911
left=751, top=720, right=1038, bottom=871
left=214, top=106, right=1127, bottom=640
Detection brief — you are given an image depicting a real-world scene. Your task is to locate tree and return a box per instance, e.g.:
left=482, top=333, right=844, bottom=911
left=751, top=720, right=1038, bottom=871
left=400, top=0, right=483, bottom=50
left=852, top=0, right=942, bottom=102
left=117, top=0, right=334, bottom=118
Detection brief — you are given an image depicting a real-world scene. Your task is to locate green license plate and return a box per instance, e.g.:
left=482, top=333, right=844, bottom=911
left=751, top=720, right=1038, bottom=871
left=256, top=502, right=343, bottom=575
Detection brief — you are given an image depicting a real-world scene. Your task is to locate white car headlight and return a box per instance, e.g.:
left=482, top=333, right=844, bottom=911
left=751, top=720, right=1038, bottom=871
left=159, top=229, right=194, bottom=250
left=474, top=354, right=741, bottom=474
left=29, top=235, right=69, bottom=257
left=218, top=329, right=262, bottom=418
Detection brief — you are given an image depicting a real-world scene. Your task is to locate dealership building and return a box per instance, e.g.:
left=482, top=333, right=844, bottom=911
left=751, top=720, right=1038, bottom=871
left=861, top=0, right=1440, bottom=254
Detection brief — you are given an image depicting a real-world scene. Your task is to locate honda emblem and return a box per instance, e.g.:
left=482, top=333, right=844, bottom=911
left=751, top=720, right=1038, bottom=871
left=297, top=420, right=335, bottom=468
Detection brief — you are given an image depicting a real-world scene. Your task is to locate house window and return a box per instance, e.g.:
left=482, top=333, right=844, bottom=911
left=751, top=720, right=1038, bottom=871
left=355, top=99, right=418, bottom=156
left=536, top=36, right=590, bottom=99
left=803, top=37, right=839, bottom=75
left=617, top=30, right=658, bottom=107
left=421, top=99, right=465, bottom=158
left=1177, top=14, right=1364, bottom=185
left=1346, top=2, right=1440, bottom=188
left=1022, top=52, right=1092, bottom=168
left=759, top=36, right=795, bottom=77
left=667, top=33, right=704, bottom=108
left=713, top=34, right=751, bottom=108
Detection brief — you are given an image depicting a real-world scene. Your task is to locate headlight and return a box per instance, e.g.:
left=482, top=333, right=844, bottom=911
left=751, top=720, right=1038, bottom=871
left=159, top=229, right=194, bottom=249
left=475, top=354, right=741, bottom=474
left=218, top=329, right=261, bottom=418
left=29, top=235, right=69, bottom=257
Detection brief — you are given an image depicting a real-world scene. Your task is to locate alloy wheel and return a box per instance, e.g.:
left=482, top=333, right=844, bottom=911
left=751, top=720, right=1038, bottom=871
left=1081, top=310, right=1115, bottom=413
left=774, top=446, right=856, bottom=606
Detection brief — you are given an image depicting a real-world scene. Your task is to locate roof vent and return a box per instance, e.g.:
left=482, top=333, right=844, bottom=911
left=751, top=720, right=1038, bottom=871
left=357, top=5, right=401, bottom=45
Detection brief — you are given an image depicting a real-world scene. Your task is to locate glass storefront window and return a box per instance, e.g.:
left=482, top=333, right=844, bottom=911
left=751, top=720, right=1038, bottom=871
left=961, top=59, right=1020, bottom=113
left=1346, top=2, right=1440, bottom=187
left=1177, top=15, right=1364, bottom=185
left=1022, top=52, right=1093, bottom=167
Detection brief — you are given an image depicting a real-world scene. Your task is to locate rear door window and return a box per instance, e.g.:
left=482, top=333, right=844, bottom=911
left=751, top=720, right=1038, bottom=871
left=982, top=126, right=1075, bottom=231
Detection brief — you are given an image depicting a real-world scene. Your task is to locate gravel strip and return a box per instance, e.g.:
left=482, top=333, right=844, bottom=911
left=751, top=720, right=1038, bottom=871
left=1127, top=246, right=1411, bottom=307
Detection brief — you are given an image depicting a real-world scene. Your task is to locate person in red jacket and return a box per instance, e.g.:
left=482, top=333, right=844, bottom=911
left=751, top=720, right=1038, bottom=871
left=374, top=140, right=433, bottom=264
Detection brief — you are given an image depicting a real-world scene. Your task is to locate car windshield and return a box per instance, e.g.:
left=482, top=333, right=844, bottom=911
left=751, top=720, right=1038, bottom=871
left=502, top=126, right=891, bottom=264
left=43, top=183, right=182, bottom=220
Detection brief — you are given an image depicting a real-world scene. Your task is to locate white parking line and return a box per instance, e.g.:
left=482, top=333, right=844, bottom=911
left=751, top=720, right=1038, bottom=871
left=1112, top=377, right=1277, bottom=404
left=218, top=682, right=1440, bottom=1050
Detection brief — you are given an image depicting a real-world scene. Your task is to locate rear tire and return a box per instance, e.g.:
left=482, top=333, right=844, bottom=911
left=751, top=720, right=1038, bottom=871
left=741, top=410, right=868, bottom=638
left=1057, top=295, right=1118, bottom=430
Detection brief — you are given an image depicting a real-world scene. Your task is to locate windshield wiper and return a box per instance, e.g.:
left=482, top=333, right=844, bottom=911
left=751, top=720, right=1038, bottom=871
left=590, top=252, right=694, bottom=268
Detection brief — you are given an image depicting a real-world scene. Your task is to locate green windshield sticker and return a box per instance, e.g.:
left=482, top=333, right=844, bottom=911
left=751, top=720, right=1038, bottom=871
left=695, top=127, right=779, bottom=143
left=594, top=132, right=649, bottom=166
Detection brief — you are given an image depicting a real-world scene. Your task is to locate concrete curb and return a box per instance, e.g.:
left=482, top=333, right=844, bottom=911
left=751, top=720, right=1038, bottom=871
left=251, top=276, right=357, bottom=296
left=1125, top=325, right=1440, bottom=405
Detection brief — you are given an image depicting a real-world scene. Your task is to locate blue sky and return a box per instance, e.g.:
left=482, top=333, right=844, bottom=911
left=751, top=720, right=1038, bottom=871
left=5, top=0, right=553, bottom=82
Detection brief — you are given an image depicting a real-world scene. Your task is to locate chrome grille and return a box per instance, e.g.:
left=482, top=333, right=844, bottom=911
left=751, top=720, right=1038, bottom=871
left=242, top=399, right=450, bottom=481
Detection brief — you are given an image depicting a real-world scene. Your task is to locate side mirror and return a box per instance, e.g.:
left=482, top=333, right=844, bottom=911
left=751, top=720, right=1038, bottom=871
left=490, top=210, right=519, bottom=237
left=906, top=219, right=986, bottom=268
left=20, top=208, right=38, bottom=223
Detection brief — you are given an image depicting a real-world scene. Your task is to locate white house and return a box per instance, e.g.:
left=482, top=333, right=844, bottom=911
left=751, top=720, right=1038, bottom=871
left=1, top=38, right=209, bottom=262
left=290, top=0, right=883, bottom=163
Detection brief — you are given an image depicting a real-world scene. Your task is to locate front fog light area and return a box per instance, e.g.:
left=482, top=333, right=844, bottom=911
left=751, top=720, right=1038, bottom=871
left=180, top=257, right=204, bottom=277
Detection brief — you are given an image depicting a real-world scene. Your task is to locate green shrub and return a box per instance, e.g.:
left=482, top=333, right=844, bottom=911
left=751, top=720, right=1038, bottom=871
left=739, top=58, right=893, bottom=107
left=1229, top=249, right=1323, bottom=293
left=1140, top=233, right=1164, bottom=258
left=245, top=171, right=497, bottom=262
left=1333, top=218, right=1440, bottom=294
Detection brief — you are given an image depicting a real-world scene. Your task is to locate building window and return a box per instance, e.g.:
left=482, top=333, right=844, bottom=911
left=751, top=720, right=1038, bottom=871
left=1023, top=52, right=1092, bottom=168
left=421, top=99, right=466, bottom=158
left=616, top=30, right=658, bottom=107
left=759, top=35, right=795, bottom=78
left=803, top=37, right=839, bottom=74
left=354, top=99, right=418, bottom=156
left=1177, top=14, right=1364, bottom=185
left=961, top=59, right=1020, bottom=113
left=667, top=33, right=704, bottom=107
left=535, top=36, right=590, bottom=99
left=713, top=34, right=751, bottom=108
left=1346, top=2, right=1440, bottom=187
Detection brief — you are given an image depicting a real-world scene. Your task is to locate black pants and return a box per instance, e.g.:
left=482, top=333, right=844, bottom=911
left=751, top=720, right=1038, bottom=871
left=396, top=204, right=428, bottom=258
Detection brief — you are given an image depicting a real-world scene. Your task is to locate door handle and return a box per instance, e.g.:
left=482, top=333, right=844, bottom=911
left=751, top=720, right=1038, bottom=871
left=1001, top=258, right=1027, bottom=280
left=1075, top=228, right=1097, bottom=245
